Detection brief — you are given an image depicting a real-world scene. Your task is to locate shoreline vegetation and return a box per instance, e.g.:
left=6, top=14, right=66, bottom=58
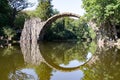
left=0, top=0, right=120, bottom=48
left=1, top=37, right=120, bottom=49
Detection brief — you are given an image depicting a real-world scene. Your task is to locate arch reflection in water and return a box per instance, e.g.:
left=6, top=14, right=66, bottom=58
left=39, top=42, right=97, bottom=71
left=20, top=40, right=96, bottom=72
left=59, top=52, right=92, bottom=68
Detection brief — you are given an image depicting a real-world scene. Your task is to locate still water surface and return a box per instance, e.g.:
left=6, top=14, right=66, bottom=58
left=0, top=42, right=120, bottom=80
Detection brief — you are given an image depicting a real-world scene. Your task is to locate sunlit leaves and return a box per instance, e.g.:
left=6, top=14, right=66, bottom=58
left=2, top=26, right=16, bottom=40
left=82, top=0, right=120, bottom=25
left=35, top=0, right=53, bottom=21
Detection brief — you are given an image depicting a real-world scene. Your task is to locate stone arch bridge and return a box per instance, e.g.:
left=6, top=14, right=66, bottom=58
left=20, top=12, right=80, bottom=43
left=20, top=13, right=98, bottom=71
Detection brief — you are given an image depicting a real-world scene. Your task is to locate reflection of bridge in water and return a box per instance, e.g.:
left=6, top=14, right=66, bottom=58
left=20, top=40, right=98, bottom=72
left=20, top=12, right=98, bottom=72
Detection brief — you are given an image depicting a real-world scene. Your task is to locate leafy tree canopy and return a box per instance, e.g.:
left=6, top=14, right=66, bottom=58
left=35, top=0, right=53, bottom=21
left=82, top=0, right=120, bottom=25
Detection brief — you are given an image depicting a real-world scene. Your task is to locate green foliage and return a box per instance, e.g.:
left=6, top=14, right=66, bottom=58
left=14, top=12, right=29, bottom=29
left=0, top=45, right=24, bottom=80
left=88, top=41, right=97, bottom=54
left=82, top=47, right=120, bottom=80
left=44, top=16, right=96, bottom=41
left=40, top=41, right=97, bottom=67
left=65, top=17, right=96, bottom=40
left=3, top=26, right=16, bottom=40
left=35, top=0, right=53, bottom=21
left=7, top=0, right=33, bottom=27
left=88, top=27, right=96, bottom=39
left=0, top=0, right=11, bottom=27
left=73, top=19, right=89, bottom=40
left=25, top=10, right=37, bottom=18
left=82, top=0, right=120, bottom=25
left=36, top=63, right=52, bottom=80
left=0, top=0, right=33, bottom=40
left=82, top=0, right=120, bottom=40
left=44, top=18, right=77, bottom=41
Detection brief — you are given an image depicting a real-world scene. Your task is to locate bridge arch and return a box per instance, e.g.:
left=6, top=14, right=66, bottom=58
left=39, top=12, right=80, bottom=40
left=20, top=12, right=80, bottom=43
left=20, top=12, right=98, bottom=72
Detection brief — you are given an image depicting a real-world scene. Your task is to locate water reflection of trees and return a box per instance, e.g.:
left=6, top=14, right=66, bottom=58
left=35, top=62, right=52, bottom=80
left=81, top=47, right=120, bottom=80
left=0, top=45, right=19, bottom=56
left=0, top=45, right=24, bottom=80
left=8, top=40, right=120, bottom=80
left=20, top=39, right=99, bottom=80
left=0, top=45, right=40, bottom=80
left=3, top=42, right=120, bottom=80
left=39, top=42, right=97, bottom=66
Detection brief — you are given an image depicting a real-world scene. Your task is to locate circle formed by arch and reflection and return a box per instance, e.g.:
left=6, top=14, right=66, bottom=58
left=20, top=12, right=98, bottom=72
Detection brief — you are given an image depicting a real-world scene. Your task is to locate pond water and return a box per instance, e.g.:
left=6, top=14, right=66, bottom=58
left=0, top=42, right=120, bottom=80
